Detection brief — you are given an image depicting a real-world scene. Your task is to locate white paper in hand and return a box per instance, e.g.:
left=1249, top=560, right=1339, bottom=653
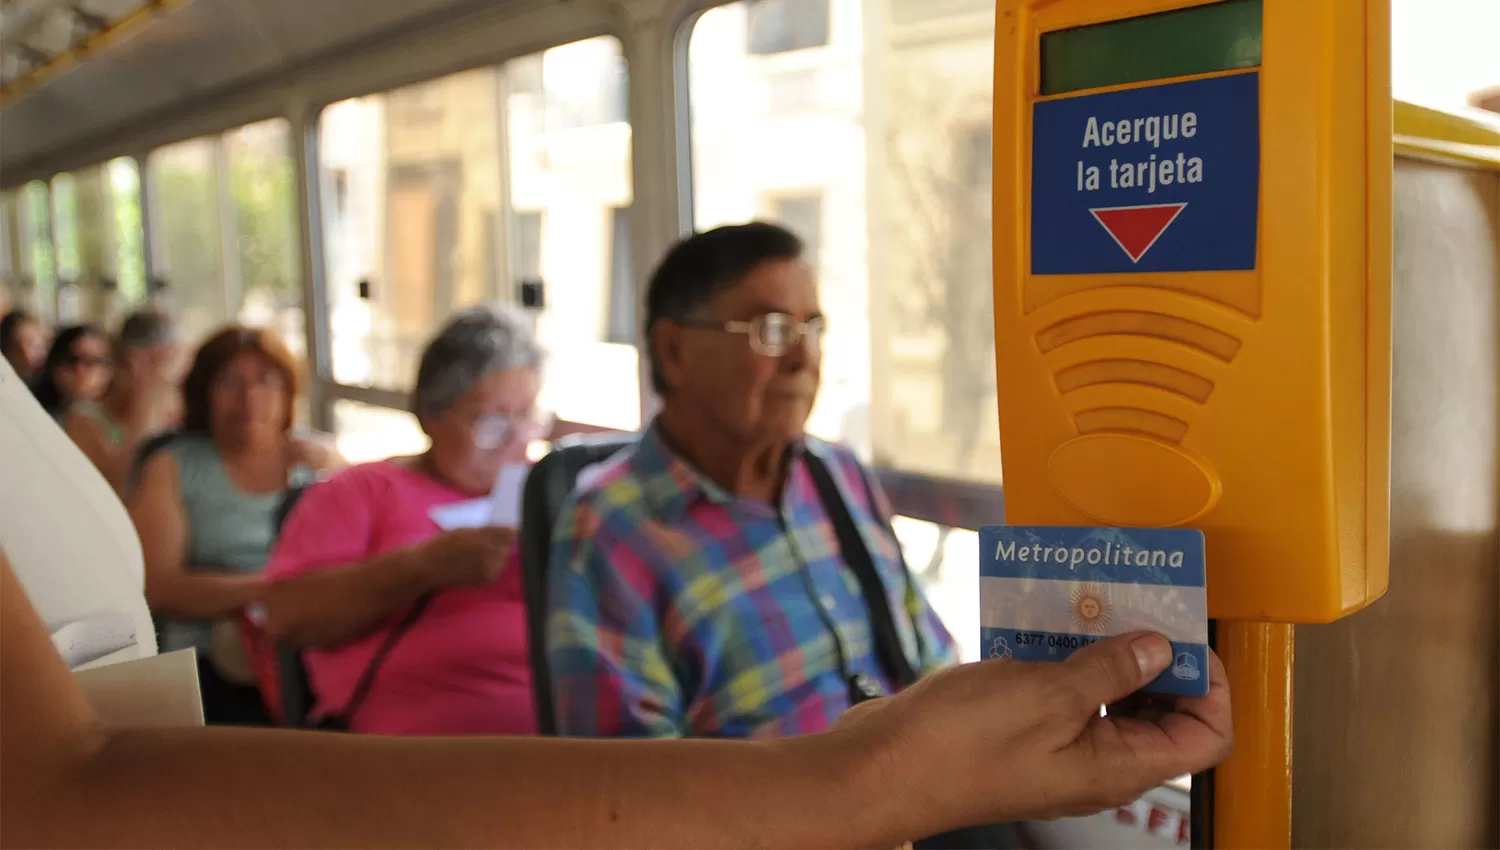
left=425, top=463, right=529, bottom=530
left=427, top=498, right=493, bottom=531
left=488, top=463, right=528, bottom=529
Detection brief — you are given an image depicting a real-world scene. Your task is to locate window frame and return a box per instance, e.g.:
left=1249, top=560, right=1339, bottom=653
left=745, top=0, right=832, bottom=56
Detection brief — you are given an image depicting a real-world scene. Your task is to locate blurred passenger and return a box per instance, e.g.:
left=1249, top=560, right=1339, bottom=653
left=129, top=326, right=340, bottom=724
left=63, top=310, right=186, bottom=493
left=549, top=222, right=956, bottom=739
left=0, top=309, right=49, bottom=383
left=263, top=305, right=549, bottom=735
left=32, top=323, right=111, bottom=420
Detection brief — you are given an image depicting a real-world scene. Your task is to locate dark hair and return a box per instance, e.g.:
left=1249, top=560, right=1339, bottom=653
left=32, top=323, right=107, bottom=416
left=116, top=308, right=179, bottom=356
left=0, top=309, right=36, bottom=358
left=643, top=221, right=803, bottom=394
left=182, top=325, right=300, bottom=436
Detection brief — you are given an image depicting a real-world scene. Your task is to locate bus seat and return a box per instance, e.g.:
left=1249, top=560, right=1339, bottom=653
left=269, top=482, right=316, bottom=728
left=519, top=431, right=637, bottom=734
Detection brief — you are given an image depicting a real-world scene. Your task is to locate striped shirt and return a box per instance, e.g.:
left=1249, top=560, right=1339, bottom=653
left=547, top=423, right=956, bottom=738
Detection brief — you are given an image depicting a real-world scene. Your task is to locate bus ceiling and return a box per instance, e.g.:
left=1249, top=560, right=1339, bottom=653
left=0, top=0, right=508, bottom=177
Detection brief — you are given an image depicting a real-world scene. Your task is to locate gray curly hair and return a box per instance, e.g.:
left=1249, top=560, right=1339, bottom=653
left=410, top=304, right=543, bottom=418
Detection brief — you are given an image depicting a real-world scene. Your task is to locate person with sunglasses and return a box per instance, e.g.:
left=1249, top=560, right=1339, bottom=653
left=62, top=309, right=187, bottom=494
left=261, top=305, right=551, bottom=735
left=31, top=323, right=112, bottom=421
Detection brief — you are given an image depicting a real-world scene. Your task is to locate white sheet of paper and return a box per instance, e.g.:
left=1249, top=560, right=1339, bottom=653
left=428, top=497, right=494, bottom=531
left=488, top=463, right=528, bottom=529
left=75, top=649, right=204, bottom=727
left=426, top=463, right=529, bottom=530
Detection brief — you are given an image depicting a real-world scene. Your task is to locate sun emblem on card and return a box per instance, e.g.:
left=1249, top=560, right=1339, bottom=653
left=1069, top=583, right=1112, bottom=634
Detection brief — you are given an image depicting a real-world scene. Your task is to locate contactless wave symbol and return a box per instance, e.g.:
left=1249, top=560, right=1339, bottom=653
left=1036, top=299, right=1242, bottom=526
left=1089, top=203, right=1187, bottom=263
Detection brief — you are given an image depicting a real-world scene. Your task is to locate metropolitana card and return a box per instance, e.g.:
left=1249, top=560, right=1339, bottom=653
left=978, top=526, right=1209, bottom=697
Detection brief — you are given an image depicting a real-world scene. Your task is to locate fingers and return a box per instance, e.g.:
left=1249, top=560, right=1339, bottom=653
left=1107, top=650, right=1233, bottom=782
left=1061, top=633, right=1172, bottom=711
left=1161, top=650, right=1233, bottom=741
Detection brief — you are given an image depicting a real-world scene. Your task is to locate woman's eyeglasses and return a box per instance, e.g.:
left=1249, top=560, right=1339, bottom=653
left=214, top=371, right=289, bottom=393
left=62, top=355, right=112, bottom=369
left=470, top=409, right=555, bottom=450
left=684, top=312, right=825, bottom=357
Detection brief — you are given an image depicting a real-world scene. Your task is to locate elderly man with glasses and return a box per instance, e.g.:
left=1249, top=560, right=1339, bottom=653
left=548, top=222, right=957, bottom=741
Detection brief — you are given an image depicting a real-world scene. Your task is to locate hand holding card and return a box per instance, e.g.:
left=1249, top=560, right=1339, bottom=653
left=978, top=525, right=1210, bottom=697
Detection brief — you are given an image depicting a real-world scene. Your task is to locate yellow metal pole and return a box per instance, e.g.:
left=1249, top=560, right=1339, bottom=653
left=1214, top=621, right=1294, bottom=849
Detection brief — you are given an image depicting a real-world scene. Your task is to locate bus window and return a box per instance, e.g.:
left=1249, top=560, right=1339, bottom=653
left=20, top=180, right=57, bottom=322
left=505, top=36, right=639, bottom=431
left=685, top=0, right=1000, bottom=486
left=49, top=163, right=144, bottom=326
left=685, top=0, right=998, bottom=662
left=0, top=192, right=17, bottom=301
left=50, top=173, right=81, bottom=293
left=224, top=118, right=304, bottom=360
left=319, top=36, right=638, bottom=432
left=319, top=66, right=506, bottom=391
left=331, top=398, right=429, bottom=464
left=106, top=158, right=147, bottom=306
left=148, top=137, right=228, bottom=344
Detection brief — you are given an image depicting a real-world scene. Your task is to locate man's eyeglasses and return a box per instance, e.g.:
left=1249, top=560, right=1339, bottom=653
left=684, top=312, right=825, bottom=357
left=470, top=409, right=555, bottom=450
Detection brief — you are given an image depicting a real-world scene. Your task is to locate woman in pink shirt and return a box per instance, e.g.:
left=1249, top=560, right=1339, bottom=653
left=262, top=306, right=551, bottom=735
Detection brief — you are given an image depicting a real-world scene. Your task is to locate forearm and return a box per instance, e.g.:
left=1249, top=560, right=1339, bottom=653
left=264, top=550, right=436, bottom=647
left=14, top=724, right=902, bottom=850
left=147, top=572, right=262, bottom=620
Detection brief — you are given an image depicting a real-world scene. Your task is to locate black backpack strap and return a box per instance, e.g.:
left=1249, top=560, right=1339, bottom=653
left=803, top=452, right=918, bottom=689
left=319, top=593, right=434, bottom=730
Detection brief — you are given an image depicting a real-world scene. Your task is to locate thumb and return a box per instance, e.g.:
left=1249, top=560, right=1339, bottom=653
left=1062, top=632, right=1172, bottom=709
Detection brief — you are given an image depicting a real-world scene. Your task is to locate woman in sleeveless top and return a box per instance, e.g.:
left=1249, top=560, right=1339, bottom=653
left=63, top=309, right=186, bottom=494
left=127, top=326, right=340, bottom=724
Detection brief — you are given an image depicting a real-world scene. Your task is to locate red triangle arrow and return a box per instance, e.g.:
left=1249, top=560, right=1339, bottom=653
left=1089, top=203, right=1187, bottom=263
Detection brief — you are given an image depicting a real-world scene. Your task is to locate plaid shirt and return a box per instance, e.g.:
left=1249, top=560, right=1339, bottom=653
left=547, top=424, right=957, bottom=738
